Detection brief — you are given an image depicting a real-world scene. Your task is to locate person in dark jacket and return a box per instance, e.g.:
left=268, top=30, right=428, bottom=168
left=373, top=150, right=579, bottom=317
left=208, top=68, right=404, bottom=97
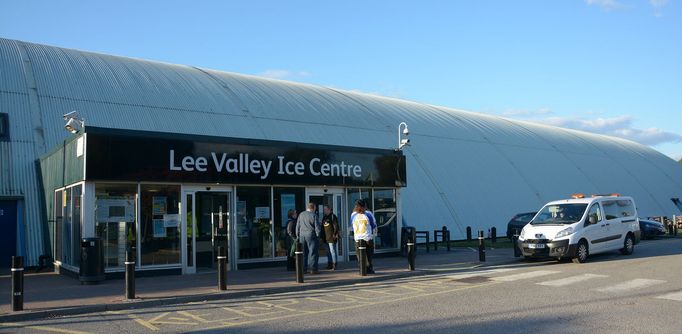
left=285, top=209, right=297, bottom=271
left=322, top=205, right=340, bottom=270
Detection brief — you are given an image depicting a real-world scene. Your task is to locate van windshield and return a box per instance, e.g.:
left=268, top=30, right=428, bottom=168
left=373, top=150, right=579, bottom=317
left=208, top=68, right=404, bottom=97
left=531, top=204, right=588, bottom=225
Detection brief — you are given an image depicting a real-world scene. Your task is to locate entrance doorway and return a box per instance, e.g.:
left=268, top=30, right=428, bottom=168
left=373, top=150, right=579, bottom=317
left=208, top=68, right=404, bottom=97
left=306, top=189, right=345, bottom=264
left=0, top=200, right=18, bottom=269
left=183, top=188, right=232, bottom=274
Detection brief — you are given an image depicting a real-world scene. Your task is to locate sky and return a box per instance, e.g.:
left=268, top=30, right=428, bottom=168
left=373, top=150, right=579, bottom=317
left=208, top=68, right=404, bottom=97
left=1, top=0, right=680, bottom=160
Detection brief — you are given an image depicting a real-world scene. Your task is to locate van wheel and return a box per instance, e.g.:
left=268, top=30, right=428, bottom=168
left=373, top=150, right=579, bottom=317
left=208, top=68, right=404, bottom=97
left=572, top=241, right=588, bottom=264
left=620, top=234, right=634, bottom=255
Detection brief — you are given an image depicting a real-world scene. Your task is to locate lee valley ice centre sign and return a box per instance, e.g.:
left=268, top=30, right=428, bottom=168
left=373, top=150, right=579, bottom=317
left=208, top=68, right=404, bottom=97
left=169, top=150, right=364, bottom=180
left=84, top=128, right=407, bottom=187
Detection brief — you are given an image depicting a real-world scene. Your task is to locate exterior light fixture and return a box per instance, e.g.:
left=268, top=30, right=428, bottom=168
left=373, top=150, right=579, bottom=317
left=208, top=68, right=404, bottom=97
left=63, top=110, right=85, bottom=134
left=398, top=122, right=410, bottom=150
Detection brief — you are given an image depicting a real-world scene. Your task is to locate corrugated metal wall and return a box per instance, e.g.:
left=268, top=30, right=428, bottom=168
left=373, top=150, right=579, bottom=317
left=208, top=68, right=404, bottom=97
left=2, top=36, right=682, bottom=266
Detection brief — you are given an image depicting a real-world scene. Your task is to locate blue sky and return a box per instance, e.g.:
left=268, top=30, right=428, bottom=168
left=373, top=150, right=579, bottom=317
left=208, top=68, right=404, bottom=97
left=1, top=0, right=680, bottom=160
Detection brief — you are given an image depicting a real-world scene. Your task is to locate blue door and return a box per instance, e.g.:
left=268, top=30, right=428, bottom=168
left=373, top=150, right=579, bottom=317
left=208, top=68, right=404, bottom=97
left=0, top=200, right=18, bottom=269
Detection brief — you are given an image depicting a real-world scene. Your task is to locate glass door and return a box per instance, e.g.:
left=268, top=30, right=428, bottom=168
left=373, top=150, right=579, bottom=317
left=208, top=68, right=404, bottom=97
left=182, top=189, right=232, bottom=274
left=306, top=189, right=345, bottom=263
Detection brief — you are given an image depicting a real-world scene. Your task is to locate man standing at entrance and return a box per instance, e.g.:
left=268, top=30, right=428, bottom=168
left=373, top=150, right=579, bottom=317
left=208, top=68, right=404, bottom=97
left=296, top=202, right=321, bottom=274
left=322, top=205, right=340, bottom=270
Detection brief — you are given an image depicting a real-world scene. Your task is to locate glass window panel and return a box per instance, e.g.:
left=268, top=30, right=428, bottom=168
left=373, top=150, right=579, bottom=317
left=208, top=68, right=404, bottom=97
left=236, top=186, right=273, bottom=259
left=95, top=183, right=137, bottom=270
left=54, top=190, right=63, bottom=264
left=373, top=189, right=398, bottom=250
left=273, top=187, right=305, bottom=258
left=63, top=187, right=72, bottom=265
left=140, top=184, right=181, bottom=266
left=71, top=185, right=82, bottom=267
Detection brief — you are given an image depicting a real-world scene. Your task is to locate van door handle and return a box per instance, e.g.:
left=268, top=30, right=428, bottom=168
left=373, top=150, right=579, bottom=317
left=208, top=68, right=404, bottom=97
left=605, top=223, right=610, bottom=226
left=600, top=224, right=606, bottom=227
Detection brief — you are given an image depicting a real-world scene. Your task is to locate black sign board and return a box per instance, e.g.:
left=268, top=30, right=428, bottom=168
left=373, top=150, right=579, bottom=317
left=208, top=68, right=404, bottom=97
left=85, top=127, right=406, bottom=187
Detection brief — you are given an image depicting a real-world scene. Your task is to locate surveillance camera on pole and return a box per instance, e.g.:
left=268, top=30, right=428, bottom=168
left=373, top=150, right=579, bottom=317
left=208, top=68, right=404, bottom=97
left=63, top=110, right=85, bottom=134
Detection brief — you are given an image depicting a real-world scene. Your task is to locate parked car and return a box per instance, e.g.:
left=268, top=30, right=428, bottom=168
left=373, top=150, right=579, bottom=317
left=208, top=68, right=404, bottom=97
left=506, top=212, right=537, bottom=239
left=517, top=194, right=640, bottom=263
left=639, top=219, right=666, bottom=239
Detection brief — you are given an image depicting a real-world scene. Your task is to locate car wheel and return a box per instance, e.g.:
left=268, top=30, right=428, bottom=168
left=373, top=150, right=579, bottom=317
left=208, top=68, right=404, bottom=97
left=620, top=234, right=635, bottom=255
left=572, top=240, right=588, bottom=264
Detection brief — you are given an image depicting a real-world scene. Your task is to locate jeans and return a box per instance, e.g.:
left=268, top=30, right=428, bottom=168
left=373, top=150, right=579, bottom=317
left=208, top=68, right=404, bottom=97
left=300, top=234, right=319, bottom=272
left=355, top=239, right=374, bottom=271
left=326, top=242, right=338, bottom=264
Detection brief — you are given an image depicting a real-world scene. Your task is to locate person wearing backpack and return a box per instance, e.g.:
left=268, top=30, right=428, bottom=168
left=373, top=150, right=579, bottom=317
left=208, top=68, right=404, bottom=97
left=351, top=199, right=376, bottom=274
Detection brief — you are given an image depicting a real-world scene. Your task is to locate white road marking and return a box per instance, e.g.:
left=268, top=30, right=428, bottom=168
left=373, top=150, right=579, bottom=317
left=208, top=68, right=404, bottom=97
left=491, top=270, right=560, bottom=282
left=593, top=279, right=666, bottom=293
left=656, top=291, right=682, bottom=301
left=537, top=274, right=608, bottom=287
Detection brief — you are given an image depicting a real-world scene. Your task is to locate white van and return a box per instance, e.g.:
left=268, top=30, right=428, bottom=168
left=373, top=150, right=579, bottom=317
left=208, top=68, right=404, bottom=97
left=518, top=194, right=641, bottom=263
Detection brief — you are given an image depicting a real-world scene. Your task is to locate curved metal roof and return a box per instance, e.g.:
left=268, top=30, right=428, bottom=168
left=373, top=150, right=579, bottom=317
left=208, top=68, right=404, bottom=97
left=2, top=38, right=681, bottom=265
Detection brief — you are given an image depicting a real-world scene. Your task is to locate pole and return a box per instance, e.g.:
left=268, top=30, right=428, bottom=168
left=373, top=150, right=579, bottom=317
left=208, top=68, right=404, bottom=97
left=491, top=227, right=497, bottom=244
left=295, top=242, right=304, bottom=283
left=466, top=226, right=472, bottom=241
left=358, top=240, right=367, bottom=276
left=512, top=229, right=521, bottom=258
left=11, top=256, right=23, bottom=312
left=125, top=249, right=135, bottom=300
left=217, top=246, right=227, bottom=291
left=445, top=226, right=451, bottom=252
left=407, top=233, right=416, bottom=271
left=478, top=231, right=486, bottom=262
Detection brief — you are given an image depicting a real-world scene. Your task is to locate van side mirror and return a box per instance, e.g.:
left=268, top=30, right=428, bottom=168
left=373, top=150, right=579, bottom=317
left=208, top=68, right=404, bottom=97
left=588, top=215, right=597, bottom=225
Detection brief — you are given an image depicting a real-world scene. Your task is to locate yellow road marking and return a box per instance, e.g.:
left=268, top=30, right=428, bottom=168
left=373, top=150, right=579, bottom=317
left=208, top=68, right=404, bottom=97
left=2, top=323, right=94, bottom=334
left=200, top=280, right=502, bottom=331
left=132, top=317, right=160, bottom=331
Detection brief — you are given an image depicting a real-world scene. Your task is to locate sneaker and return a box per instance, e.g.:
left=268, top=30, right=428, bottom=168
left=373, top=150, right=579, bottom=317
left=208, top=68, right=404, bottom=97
left=326, top=264, right=333, bottom=270
left=367, top=268, right=375, bottom=274
left=332, top=263, right=337, bottom=270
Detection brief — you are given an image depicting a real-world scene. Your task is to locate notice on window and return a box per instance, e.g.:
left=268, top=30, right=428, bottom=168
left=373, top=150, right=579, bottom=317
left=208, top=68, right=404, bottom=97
left=255, top=206, right=270, bottom=219
left=237, top=201, right=249, bottom=237
left=152, top=196, right=167, bottom=215
left=153, top=219, right=166, bottom=237
left=163, top=214, right=179, bottom=228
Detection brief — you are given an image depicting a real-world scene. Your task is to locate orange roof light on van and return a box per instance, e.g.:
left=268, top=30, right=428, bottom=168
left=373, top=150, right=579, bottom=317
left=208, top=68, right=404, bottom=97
left=591, top=193, right=620, bottom=197
left=571, top=193, right=585, bottom=199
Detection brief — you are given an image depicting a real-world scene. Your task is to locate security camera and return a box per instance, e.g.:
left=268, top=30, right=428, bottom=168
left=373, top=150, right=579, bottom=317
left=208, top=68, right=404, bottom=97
left=63, top=110, right=78, bottom=120
left=399, top=138, right=410, bottom=149
left=206, top=186, right=211, bottom=191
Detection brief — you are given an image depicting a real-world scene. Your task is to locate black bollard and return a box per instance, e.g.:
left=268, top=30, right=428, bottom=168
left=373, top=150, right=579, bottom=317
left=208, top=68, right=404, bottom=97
left=491, top=227, right=497, bottom=244
left=407, top=235, right=416, bottom=271
left=217, top=246, right=227, bottom=291
left=125, top=249, right=135, bottom=300
left=478, top=231, right=486, bottom=262
left=466, top=226, right=472, bottom=241
left=295, top=242, right=304, bottom=283
left=358, top=240, right=368, bottom=276
left=11, top=256, right=24, bottom=312
left=512, top=229, right=521, bottom=258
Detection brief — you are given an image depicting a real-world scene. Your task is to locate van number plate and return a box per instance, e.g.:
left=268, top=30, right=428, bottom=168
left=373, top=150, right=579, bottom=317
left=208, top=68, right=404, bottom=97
left=528, top=244, right=545, bottom=249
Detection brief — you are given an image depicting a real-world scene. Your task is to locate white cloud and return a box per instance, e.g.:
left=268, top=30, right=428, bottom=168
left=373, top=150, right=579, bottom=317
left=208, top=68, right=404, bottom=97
left=650, top=0, right=668, bottom=16
left=523, top=114, right=682, bottom=147
left=585, top=0, right=627, bottom=10
left=258, top=69, right=311, bottom=80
